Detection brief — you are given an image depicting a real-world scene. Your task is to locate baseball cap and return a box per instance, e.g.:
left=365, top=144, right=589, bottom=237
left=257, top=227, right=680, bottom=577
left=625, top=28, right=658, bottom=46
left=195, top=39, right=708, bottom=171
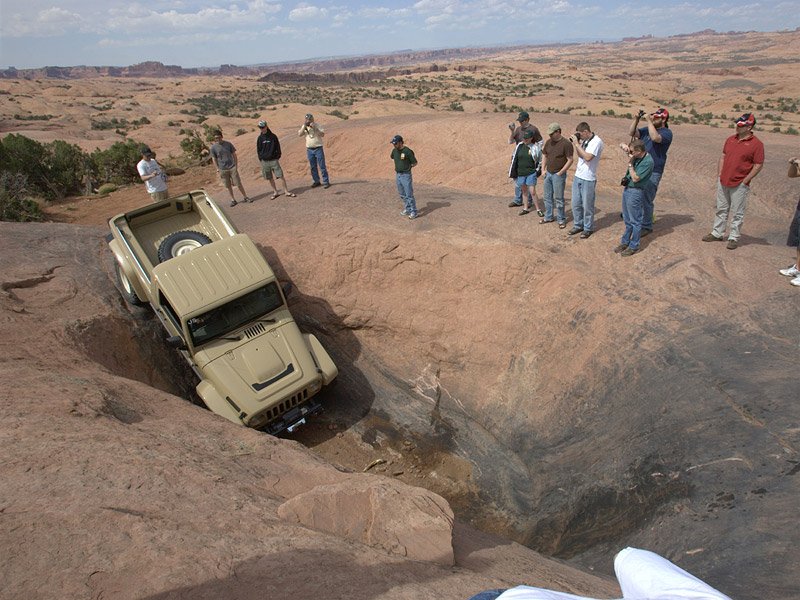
left=258, top=120, right=267, bottom=128
left=651, top=108, right=669, bottom=121
left=390, top=134, right=404, bottom=144
left=517, top=111, right=529, bottom=121
left=140, top=145, right=153, bottom=156
left=305, top=113, right=314, bottom=120
left=736, top=113, right=756, bottom=127
left=547, top=122, right=561, bottom=134
left=522, top=129, right=534, bottom=139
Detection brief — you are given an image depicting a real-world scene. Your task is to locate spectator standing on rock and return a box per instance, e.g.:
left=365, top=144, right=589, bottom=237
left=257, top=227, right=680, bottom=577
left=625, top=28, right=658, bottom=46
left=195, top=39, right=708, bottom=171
left=507, top=111, right=542, bottom=209
left=702, top=113, right=764, bottom=250
left=540, top=122, right=574, bottom=228
left=614, top=140, right=653, bottom=256
left=256, top=120, right=296, bottom=200
left=136, top=145, right=168, bottom=202
left=209, top=130, right=250, bottom=207
left=779, top=156, right=800, bottom=287
left=508, top=129, right=543, bottom=216
left=299, top=113, right=330, bottom=189
left=390, top=134, right=418, bottom=220
left=568, top=122, right=604, bottom=238
left=628, top=107, right=672, bottom=236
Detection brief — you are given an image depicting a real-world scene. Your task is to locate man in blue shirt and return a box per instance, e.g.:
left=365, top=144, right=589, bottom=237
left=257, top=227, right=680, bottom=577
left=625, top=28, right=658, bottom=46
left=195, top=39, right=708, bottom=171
left=627, top=108, right=672, bottom=236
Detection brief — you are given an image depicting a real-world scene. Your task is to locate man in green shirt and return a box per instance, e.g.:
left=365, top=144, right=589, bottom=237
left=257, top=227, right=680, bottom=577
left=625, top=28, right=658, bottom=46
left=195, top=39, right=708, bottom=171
left=390, top=134, right=418, bottom=220
left=615, top=139, right=654, bottom=256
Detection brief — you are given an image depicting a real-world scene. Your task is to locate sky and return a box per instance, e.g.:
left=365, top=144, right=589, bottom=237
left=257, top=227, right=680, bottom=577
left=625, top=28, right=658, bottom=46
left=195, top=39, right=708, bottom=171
left=0, top=0, right=798, bottom=69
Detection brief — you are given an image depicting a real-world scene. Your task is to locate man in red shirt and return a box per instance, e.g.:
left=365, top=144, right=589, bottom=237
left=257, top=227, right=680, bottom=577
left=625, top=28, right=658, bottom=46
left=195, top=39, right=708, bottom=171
left=702, top=113, right=765, bottom=249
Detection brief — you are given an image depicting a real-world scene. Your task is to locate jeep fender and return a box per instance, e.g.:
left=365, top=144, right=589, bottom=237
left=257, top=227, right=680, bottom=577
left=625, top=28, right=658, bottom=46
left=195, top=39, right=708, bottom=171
left=303, top=334, right=338, bottom=385
left=108, top=239, right=149, bottom=303
left=196, top=380, right=243, bottom=425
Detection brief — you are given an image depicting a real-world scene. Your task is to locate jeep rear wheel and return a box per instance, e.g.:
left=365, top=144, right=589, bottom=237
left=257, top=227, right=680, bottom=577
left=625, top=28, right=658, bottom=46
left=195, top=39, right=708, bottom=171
left=115, top=261, right=145, bottom=305
left=157, top=230, right=212, bottom=263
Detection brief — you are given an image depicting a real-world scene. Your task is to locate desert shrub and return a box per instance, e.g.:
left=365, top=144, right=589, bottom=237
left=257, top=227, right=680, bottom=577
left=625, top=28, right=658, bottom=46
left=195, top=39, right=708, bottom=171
left=180, top=129, right=209, bottom=160
left=0, top=172, right=43, bottom=222
left=90, top=139, right=142, bottom=184
left=235, top=128, right=247, bottom=136
left=97, top=183, right=118, bottom=194
left=44, top=140, right=89, bottom=199
left=327, top=110, right=349, bottom=120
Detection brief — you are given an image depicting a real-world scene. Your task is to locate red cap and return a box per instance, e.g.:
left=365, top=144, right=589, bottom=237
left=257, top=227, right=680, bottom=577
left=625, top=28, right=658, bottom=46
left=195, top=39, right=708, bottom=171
left=651, top=108, right=669, bottom=121
left=736, top=113, right=756, bottom=127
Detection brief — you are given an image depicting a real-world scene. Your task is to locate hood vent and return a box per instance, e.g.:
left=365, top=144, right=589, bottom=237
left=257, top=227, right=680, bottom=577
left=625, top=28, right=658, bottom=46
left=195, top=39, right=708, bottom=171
left=243, top=322, right=266, bottom=339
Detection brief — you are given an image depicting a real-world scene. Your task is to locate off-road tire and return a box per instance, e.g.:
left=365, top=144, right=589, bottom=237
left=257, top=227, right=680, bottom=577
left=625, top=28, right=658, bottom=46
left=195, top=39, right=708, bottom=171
left=157, top=230, right=212, bottom=263
left=115, top=261, right=145, bottom=306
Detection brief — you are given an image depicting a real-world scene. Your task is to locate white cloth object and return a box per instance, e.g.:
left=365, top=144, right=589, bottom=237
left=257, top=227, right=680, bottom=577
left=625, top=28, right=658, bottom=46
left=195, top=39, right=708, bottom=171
left=496, top=547, right=731, bottom=600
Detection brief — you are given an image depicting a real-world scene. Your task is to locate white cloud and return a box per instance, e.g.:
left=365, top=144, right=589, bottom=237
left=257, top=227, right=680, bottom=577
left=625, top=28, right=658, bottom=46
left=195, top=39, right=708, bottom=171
left=288, top=3, right=329, bottom=21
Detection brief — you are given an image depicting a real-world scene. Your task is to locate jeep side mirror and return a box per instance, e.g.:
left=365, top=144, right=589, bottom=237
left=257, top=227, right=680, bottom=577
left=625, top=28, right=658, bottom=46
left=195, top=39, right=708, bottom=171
left=166, top=335, right=186, bottom=349
left=282, top=282, right=293, bottom=298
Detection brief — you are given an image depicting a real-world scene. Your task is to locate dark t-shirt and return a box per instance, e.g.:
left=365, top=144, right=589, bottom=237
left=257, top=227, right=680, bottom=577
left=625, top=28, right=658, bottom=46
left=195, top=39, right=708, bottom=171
left=512, top=123, right=543, bottom=145
left=542, top=137, right=574, bottom=173
left=638, top=126, right=673, bottom=173
left=391, top=147, right=417, bottom=173
left=515, top=144, right=537, bottom=176
left=210, top=140, right=237, bottom=170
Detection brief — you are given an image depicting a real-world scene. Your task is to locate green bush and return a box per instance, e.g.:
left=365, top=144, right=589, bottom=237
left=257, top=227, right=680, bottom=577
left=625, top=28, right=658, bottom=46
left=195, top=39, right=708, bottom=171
left=0, top=173, right=43, bottom=222
left=97, top=183, right=118, bottom=194
left=90, top=139, right=142, bottom=185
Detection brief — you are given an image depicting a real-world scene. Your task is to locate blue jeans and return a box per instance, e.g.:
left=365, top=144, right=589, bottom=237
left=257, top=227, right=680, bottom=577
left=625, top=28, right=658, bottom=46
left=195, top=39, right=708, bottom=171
left=513, top=179, right=533, bottom=206
left=642, top=171, right=662, bottom=231
left=621, top=187, right=645, bottom=250
left=396, top=172, right=417, bottom=216
left=467, top=591, right=507, bottom=600
left=543, top=171, right=567, bottom=223
left=571, top=177, right=597, bottom=231
left=306, top=146, right=329, bottom=185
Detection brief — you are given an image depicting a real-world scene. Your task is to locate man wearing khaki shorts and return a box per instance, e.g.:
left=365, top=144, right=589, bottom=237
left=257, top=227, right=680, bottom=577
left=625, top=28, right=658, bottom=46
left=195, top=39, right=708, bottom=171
left=209, top=130, right=250, bottom=207
left=256, top=120, right=295, bottom=199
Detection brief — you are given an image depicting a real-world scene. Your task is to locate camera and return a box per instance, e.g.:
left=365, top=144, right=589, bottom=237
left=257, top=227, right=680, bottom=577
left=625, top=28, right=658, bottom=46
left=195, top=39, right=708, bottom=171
left=637, top=110, right=646, bottom=119
left=620, top=175, right=631, bottom=187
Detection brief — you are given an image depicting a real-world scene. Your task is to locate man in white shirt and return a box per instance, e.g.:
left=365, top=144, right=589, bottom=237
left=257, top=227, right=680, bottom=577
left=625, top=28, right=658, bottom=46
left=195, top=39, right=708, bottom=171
left=136, top=145, right=168, bottom=202
left=568, top=122, right=604, bottom=238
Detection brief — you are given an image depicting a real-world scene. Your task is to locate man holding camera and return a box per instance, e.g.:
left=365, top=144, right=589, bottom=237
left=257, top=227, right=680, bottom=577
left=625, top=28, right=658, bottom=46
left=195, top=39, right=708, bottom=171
left=540, top=122, right=574, bottom=227
left=628, top=108, right=672, bottom=236
left=615, top=140, right=654, bottom=256
left=702, top=113, right=764, bottom=250
left=507, top=111, right=542, bottom=210
left=298, top=113, right=330, bottom=189
left=568, top=122, right=604, bottom=238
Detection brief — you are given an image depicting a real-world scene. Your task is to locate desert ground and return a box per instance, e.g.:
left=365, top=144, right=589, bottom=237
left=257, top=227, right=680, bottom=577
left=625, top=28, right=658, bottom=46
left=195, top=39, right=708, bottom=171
left=2, top=30, right=800, bottom=600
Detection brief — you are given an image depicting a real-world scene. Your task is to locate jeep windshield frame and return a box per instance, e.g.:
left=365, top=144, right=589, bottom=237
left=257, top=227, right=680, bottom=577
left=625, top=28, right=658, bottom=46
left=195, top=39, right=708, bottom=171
left=186, top=282, right=283, bottom=347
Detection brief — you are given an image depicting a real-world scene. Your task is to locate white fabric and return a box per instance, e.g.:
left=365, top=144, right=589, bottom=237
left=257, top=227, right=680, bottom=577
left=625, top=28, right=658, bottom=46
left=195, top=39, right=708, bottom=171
left=137, top=158, right=167, bottom=194
left=574, top=134, right=604, bottom=181
left=495, top=548, right=731, bottom=600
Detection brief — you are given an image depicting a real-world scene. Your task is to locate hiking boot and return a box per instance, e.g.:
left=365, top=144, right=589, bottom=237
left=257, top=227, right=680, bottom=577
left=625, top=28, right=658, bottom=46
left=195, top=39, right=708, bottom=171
left=640, top=229, right=652, bottom=237
left=311, top=182, right=321, bottom=188
left=614, top=244, right=629, bottom=254
left=621, top=247, right=639, bottom=256
left=702, top=233, right=723, bottom=242
left=568, top=227, right=583, bottom=236
left=579, top=230, right=592, bottom=239
left=323, top=183, right=331, bottom=189
left=779, top=264, right=800, bottom=277
left=508, top=201, right=523, bottom=208
left=726, top=239, right=739, bottom=250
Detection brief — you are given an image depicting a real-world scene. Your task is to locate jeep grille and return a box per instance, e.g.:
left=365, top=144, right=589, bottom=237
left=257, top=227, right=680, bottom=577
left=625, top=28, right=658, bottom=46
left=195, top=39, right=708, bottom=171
left=264, top=388, right=309, bottom=422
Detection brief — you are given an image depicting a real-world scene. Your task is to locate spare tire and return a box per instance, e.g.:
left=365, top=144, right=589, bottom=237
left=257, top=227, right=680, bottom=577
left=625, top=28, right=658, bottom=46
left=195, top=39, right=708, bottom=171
left=157, top=230, right=212, bottom=263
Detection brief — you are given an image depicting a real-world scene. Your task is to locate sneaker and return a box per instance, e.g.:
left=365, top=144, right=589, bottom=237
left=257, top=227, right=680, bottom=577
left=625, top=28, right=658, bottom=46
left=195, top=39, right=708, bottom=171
left=702, top=233, right=723, bottom=242
left=579, top=231, right=592, bottom=239
left=567, top=227, right=583, bottom=236
left=779, top=264, right=800, bottom=277
left=400, top=209, right=409, bottom=216
left=726, top=239, right=739, bottom=250
left=323, top=183, right=331, bottom=189
left=229, top=200, right=238, bottom=207
left=614, top=243, right=629, bottom=254
left=311, top=182, right=321, bottom=188
left=408, top=213, right=417, bottom=220
left=508, top=201, right=523, bottom=208
left=519, top=208, right=530, bottom=216
left=640, top=229, right=652, bottom=237
left=791, top=276, right=800, bottom=287
left=621, top=247, right=639, bottom=256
